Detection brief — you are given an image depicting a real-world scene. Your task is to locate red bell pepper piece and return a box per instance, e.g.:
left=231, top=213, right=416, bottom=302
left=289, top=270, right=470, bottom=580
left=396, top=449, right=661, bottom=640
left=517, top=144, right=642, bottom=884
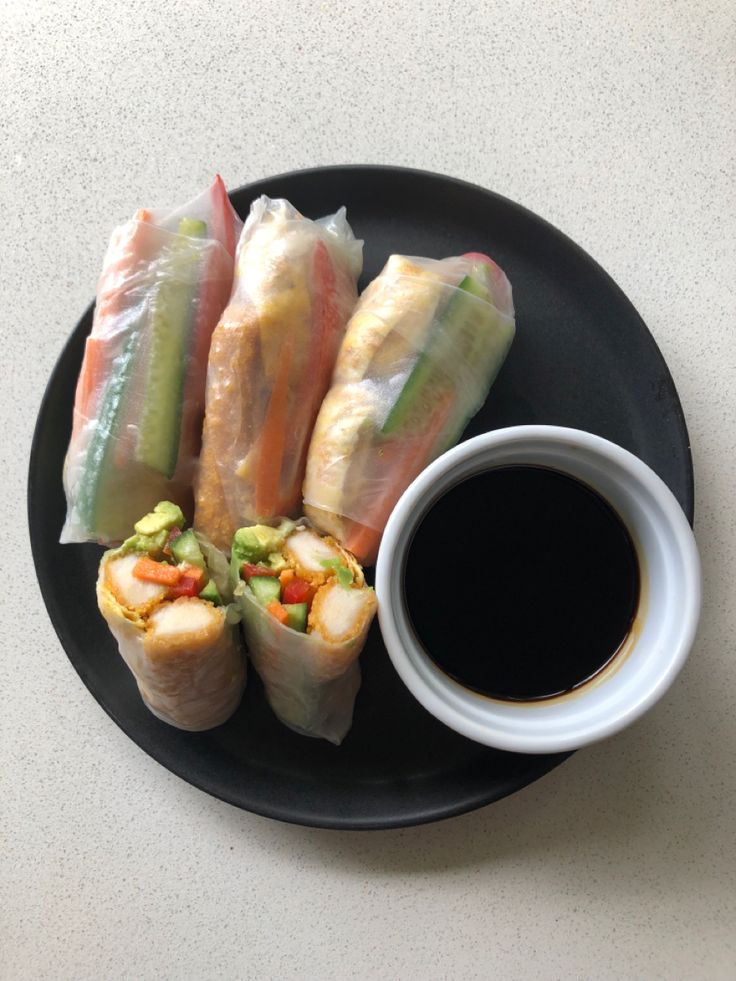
left=168, top=575, right=203, bottom=598
left=162, top=526, right=182, bottom=557
left=242, top=563, right=278, bottom=581
left=282, top=577, right=315, bottom=607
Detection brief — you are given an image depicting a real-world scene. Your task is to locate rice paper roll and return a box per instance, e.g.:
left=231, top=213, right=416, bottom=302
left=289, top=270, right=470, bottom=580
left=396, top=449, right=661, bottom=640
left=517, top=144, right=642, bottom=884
left=97, top=501, right=245, bottom=730
left=303, top=252, right=515, bottom=564
left=230, top=520, right=376, bottom=745
left=194, top=197, right=362, bottom=550
left=62, top=176, right=242, bottom=544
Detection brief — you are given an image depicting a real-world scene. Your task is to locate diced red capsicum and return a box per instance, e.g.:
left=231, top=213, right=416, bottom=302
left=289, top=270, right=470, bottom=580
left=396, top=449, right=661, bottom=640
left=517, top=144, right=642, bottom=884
left=282, top=576, right=316, bottom=607
left=163, top=526, right=183, bottom=557
left=168, top=575, right=203, bottom=598
left=242, top=563, right=279, bottom=581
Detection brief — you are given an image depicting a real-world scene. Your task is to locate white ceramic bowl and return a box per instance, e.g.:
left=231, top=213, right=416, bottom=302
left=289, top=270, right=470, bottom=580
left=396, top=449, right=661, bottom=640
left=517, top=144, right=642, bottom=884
left=375, top=426, right=701, bottom=754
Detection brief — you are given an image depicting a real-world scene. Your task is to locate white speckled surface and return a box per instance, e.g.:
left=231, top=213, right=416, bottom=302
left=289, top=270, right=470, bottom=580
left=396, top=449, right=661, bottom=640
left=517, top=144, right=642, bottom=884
left=3, top=1, right=735, bottom=978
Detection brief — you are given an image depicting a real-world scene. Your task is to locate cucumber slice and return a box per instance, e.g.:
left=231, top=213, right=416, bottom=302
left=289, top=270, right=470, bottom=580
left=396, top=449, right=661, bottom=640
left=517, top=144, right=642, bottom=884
left=249, top=576, right=282, bottom=607
left=135, top=217, right=206, bottom=478
left=169, top=528, right=206, bottom=569
left=76, top=329, right=140, bottom=531
left=199, top=579, right=222, bottom=606
left=284, top=602, right=308, bottom=632
left=382, top=275, right=492, bottom=435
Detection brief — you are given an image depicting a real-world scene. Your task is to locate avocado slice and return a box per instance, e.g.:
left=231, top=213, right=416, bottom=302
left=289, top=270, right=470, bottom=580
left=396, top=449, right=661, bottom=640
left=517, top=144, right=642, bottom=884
left=249, top=576, right=282, bottom=607
left=119, top=501, right=185, bottom=556
left=381, top=274, right=492, bottom=435
left=169, top=528, right=206, bottom=569
left=134, top=501, right=185, bottom=536
left=283, top=602, right=308, bottom=632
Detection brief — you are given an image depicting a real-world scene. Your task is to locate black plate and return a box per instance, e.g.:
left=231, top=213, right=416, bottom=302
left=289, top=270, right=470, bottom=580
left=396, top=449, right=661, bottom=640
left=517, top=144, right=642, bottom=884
left=29, top=166, right=693, bottom=830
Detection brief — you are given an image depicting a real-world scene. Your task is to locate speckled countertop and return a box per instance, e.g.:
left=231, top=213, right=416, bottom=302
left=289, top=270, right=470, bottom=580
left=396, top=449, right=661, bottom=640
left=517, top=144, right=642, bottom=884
left=3, top=1, right=735, bottom=978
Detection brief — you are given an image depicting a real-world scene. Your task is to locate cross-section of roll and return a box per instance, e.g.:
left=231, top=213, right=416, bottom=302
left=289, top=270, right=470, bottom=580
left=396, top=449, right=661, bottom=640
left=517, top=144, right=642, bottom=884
left=194, top=197, right=363, bottom=550
left=62, top=176, right=243, bottom=545
left=97, top=501, right=245, bottom=730
left=230, top=520, right=377, bottom=745
left=303, top=252, right=516, bottom=564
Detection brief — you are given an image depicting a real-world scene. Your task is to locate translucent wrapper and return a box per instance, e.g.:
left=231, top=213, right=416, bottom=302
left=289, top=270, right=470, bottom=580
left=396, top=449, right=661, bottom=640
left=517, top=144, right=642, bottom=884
left=231, top=520, right=376, bottom=744
left=61, top=176, right=243, bottom=544
left=303, top=253, right=516, bottom=564
left=195, top=197, right=363, bottom=550
left=97, top=545, right=245, bottom=731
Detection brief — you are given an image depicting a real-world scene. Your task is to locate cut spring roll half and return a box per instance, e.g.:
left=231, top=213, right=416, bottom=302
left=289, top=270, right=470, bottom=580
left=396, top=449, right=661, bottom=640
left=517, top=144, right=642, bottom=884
left=97, top=501, right=245, bottom=731
left=61, top=176, right=242, bottom=544
left=303, top=253, right=516, bottom=564
left=194, top=197, right=363, bottom=550
left=230, top=519, right=377, bottom=745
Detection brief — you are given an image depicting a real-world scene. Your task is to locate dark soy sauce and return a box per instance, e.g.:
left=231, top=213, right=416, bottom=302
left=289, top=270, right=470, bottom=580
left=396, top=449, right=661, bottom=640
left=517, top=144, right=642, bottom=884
left=405, top=465, right=639, bottom=701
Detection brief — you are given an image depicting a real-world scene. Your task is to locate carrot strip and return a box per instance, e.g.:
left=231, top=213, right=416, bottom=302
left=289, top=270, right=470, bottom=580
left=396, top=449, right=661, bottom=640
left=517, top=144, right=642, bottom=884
left=132, top=557, right=182, bottom=585
left=343, top=521, right=382, bottom=565
left=254, top=333, right=294, bottom=516
left=345, top=396, right=454, bottom=564
left=209, top=174, right=237, bottom=258
left=72, top=211, right=156, bottom=443
left=70, top=337, right=106, bottom=442
left=267, top=600, right=289, bottom=626
left=179, top=564, right=205, bottom=584
left=95, top=209, right=153, bottom=322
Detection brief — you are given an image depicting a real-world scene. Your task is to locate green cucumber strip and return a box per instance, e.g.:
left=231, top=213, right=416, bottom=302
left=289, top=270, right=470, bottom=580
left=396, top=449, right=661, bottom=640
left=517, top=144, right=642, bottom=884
left=76, top=329, right=140, bottom=531
left=199, top=579, right=222, bottom=606
left=135, top=217, right=206, bottom=478
left=169, top=528, right=206, bottom=568
left=381, top=275, right=492, bottom=435
left=249, top=576, right=282, bottom=607
left=284, top=602, right=308, bottom=632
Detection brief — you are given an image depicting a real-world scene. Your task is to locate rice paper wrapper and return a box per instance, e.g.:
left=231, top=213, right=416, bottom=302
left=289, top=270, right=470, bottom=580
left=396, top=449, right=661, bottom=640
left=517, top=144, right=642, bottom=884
left=303, top=254, right=515, bottom=563
left=234, top=579, right=369, bottom=745
left=97, top=550, right=245, bottom=731
left=194, top=196, right=362, bottom=550
left=62, top=177, right=242, bottom=545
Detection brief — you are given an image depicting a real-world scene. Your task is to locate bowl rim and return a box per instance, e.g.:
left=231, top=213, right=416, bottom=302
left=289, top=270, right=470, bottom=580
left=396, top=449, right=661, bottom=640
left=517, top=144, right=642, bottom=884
left=375, top=425, right=702, bottom=754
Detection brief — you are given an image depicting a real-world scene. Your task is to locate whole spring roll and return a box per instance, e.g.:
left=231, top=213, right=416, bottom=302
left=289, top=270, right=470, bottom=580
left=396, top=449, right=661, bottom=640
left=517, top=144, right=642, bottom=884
left=303, top=252, right=516, bottom=564
left=62, top=177, right=243, bottom=544
left=97, top=501, right=245, bottom=730
left=194, top=197, right=363, bottom=550
left=230, top=519, right=377, bottom=744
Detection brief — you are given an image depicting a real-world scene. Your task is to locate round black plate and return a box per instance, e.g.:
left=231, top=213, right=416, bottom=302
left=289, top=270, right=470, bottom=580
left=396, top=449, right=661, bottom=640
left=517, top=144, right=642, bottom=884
left=29, top=166, right=693, bottom=829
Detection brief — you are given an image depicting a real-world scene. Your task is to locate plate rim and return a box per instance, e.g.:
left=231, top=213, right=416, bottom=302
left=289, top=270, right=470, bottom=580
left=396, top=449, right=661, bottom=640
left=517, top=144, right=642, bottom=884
left=27, top=164, right=694, bottom=830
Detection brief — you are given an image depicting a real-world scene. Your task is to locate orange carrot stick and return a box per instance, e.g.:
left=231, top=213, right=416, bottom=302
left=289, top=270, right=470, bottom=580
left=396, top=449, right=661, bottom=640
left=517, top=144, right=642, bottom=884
left=342, top=520, right=383, bottom=566
left=267, top=600, right=290, bottom=626
left=254, top=333, right=294, bottom=516
left=344, top=396, right=453, bottom=563
left=209, top=174, right=237, bottom=259
left=71, top=211, right=156, bottom=443
left=132, top=557, right=182, bottom=585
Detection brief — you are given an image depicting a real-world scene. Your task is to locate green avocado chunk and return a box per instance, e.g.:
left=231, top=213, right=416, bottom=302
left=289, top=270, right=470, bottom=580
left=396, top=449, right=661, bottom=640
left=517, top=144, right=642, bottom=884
left=232, top=521, right=294, bottom=565
left=134, top=500, right=185, bottom=536
left=381, top=274, right=492, bottom=435
left=284, top=602, right=308, bottom=632
left=249, top=576, right=282, bottom=607
left=169, top=528, right=206, bottom=568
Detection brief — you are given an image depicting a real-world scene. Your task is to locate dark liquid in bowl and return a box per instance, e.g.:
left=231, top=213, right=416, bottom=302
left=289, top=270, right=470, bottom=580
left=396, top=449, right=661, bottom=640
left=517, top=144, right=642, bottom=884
left=405, top=465, right=639, bottom=700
